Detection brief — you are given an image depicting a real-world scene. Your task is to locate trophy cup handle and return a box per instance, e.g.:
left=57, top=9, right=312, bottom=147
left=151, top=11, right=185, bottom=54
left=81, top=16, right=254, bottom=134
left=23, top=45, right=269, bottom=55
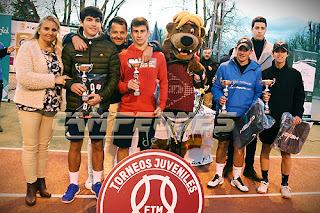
left=75, top=63, right=79, bottom=70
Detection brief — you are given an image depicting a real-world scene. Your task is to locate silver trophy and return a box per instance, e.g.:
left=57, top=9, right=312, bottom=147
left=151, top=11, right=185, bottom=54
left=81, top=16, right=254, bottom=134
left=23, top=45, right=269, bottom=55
left=75, top=63, right=93, bottom=101
left=128, top=58, right=142, bottom=96
left=220, top=79, right=232, bottom=114
left=262, top=79, right=274, bottom=114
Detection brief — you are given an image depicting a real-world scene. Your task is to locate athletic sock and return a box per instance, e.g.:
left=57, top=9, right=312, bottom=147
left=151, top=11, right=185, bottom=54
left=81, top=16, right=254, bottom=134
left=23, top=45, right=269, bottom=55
left=262, top=170, right=269, bottom=182
left=281, top=174, right=289, bottom=186
left=216, top=163, right=225, bottom=177
left=233, top=166, right=242, bottom=179
left=69, top=171, right=79, bottom=185
left=93, top=170, right=103, bottom=184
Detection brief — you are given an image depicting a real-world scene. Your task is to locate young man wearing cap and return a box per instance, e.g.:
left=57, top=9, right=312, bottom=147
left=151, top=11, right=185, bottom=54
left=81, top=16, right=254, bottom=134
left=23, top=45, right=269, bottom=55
left=227, top=16, right=273, bottom=181
left=257, top=41, right=304, bottom=198
left=208, top=37, right=262, bottom=192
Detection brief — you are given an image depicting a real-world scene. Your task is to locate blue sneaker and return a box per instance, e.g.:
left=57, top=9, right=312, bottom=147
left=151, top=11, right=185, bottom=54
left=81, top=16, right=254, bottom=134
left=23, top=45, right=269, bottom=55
left=91, top=182, right=102, bottom=199
left=62, top=184, right=80, bottom=203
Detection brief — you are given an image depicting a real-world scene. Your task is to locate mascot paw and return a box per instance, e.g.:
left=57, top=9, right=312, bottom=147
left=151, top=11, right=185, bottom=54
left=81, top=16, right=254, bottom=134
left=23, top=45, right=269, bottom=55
left=150, top=139, right=169, bottom=150
left=187, top=60, right=207, bottom=88
left=187, top=60, right=205, bottom=75
left=169, top=142, right=187, bottom=158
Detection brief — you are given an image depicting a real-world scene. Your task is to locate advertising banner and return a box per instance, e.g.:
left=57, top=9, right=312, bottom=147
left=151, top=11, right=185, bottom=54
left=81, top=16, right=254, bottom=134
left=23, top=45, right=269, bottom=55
left=0, top=14, right=12, bottom=101
left=10, top=20, right=77, bottom=67
left=292, top=50, right=318, bottom=120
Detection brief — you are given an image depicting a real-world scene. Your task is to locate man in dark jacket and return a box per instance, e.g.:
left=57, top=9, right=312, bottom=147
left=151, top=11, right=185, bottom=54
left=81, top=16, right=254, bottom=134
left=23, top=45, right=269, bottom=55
left=258, top=41, right=305, bottom=199
left=61, top=6, right=120, bottom=203
left=200, top=47, right=218, bottom=109
left=62, top=16, right=162, bottom=187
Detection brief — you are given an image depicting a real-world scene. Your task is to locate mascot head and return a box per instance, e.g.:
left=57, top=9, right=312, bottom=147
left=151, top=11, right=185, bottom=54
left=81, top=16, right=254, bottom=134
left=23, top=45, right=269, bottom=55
left=162, top=11, right=206, bottom=61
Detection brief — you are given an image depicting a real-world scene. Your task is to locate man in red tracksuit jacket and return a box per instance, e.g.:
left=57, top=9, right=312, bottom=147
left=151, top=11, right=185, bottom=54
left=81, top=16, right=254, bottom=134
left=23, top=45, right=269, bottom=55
left=113, top=17, right=168, bottom=162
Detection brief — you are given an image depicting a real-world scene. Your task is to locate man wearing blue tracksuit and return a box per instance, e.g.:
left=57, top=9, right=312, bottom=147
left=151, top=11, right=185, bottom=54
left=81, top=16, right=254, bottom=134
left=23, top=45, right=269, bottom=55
left=207, top=37, right=262, bottom=192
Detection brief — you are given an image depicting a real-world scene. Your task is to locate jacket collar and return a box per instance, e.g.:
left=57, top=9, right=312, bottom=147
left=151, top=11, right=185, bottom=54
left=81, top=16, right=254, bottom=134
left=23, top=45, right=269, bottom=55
left=230, top=57, right=259, bottom=73
left=272, top=60, right=289, bottom=71
left=77, top=27, right=104, bottom=42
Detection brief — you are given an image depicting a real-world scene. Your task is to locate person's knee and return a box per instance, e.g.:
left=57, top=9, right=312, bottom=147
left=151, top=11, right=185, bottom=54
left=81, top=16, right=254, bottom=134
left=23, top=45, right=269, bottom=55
left=234, top=147, right=244, bottom=155
left=261, top=144, right=271, bottom=154
left=23, top=143, right=38, bottom=152
left=91, top=140, right=104, bottom=152
left=218, top=140, right=229, bottom=150
left=281, top=152, right=291, bottom=160
left=69, top=141, right=83, bottom=152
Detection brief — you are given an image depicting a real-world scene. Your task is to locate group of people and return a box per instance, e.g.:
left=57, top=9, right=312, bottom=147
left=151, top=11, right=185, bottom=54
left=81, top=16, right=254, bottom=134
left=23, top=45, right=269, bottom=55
left=5, top=5, right=304, bottom=207
left=12, top=6, right=167, bottom=206
left=206, top=17, right=304, bottom=199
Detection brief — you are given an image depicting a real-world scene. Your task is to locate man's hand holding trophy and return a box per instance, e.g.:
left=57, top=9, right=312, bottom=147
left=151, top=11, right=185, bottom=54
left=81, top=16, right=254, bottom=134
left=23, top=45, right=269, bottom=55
left=220, top=79, right=233, bottom=114
left=128, top=58, right=142, bottom=96
left=262, top=79, right=274, bottom=114
left=74, top=63, right=93, bottom=101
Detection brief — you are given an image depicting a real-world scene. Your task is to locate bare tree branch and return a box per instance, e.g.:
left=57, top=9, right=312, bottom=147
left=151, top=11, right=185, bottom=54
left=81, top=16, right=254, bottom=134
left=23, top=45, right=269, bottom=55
left=51, top=0, right=58, bottom=19
left=102, top=0, right=126, bottom=29
left=101, top=0, right=110, bottom=15
left=67, top=0, right=71, bottom=25
left=224, top=2, right=235, bottom=18
left=17, top=0, right=34, bottom=20
left=26, top=0, right=40, bottom=21
left=80, top=0, right=85, bottom=11
left=63, top=0, right=67, bottom=23
left=195, top=0, right=198, bottom=14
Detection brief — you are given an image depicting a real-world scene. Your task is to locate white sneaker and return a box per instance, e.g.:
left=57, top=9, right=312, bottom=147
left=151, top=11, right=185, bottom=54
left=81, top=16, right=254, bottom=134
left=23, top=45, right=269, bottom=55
left=281, top=185, right=291, bottom=199
left=85, top=175, right=93, bottom=190
left=207, top=174, right=224, bottom=188
left=257, top=181, right=269, bottom=194
left=231, top=177, right=249, bottom=192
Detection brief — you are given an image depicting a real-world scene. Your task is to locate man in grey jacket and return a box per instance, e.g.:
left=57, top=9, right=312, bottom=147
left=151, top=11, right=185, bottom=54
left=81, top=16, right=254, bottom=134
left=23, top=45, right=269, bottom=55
left=227, top=16, right=273, bottom=181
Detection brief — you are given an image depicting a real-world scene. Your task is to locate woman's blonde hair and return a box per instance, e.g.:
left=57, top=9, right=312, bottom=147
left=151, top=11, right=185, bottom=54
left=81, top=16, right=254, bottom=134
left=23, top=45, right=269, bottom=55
left=32, top=15, right=60, bottom=49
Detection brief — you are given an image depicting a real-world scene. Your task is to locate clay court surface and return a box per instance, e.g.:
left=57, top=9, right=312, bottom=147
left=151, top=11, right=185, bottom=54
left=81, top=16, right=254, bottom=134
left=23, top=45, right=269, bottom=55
left=1, top=101, right=320, bottom=213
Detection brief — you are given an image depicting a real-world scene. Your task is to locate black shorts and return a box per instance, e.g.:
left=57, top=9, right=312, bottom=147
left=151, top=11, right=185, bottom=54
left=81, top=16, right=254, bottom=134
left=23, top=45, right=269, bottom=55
left=213, top=114, right=239, bottom=141
left=65, top=110, right=107, bottom=142
left=259, top=123, right=280, bottom=145
left=113, top=114, right=157, bottom=150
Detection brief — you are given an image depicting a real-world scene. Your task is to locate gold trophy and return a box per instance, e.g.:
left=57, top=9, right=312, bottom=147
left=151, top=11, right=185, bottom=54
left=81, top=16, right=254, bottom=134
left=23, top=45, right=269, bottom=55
left=262, top=79, right=274, bottom=114
left=220, top=79, right=232, bottom=114
left=128, top=58, right=142, bottom=96
left=75, top=63, right=93, bottom=101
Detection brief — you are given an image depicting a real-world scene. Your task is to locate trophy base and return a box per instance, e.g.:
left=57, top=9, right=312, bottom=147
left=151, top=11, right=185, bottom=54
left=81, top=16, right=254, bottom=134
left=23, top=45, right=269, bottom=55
left=221, top=109, right=227, bottom=114
left=224, top=92, right=228, bottom=96
left=264, top=110, right=270, bottom=114
left=82, top=97, right=89, bottom=102
left=133, top=91, right=140, bottom=96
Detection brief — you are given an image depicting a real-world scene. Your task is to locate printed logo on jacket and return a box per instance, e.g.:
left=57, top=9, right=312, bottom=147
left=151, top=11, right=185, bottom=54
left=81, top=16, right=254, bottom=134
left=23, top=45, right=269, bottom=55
left=97, top=150, right=204, bottom=213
